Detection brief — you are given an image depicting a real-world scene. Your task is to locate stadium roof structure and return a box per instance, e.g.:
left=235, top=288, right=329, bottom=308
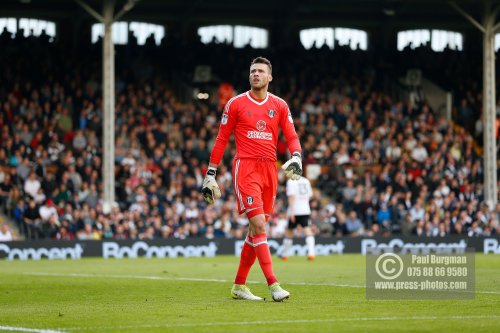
left=1, top=0, right=500, bottom=31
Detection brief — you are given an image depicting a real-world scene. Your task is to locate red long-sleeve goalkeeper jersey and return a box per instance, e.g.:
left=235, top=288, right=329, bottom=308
left=210, top=91, right=301, bottom=165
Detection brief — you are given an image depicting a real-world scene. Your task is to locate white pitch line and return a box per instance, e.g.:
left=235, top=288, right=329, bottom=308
left=23, top=272, right=500, bottom=295
left=23, top=272, right=363, bottom=288
left=0, top=326, right=66, bottom=333
left=56, top=315, right=500, bottom=331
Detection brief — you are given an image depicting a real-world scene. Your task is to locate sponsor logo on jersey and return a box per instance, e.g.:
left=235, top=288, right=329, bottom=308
left=246, top=110, right=253, bottom=117
left=246, top=196, right=254, bottom=205
left=256, top=120, right=266, bottom=131
left=221, top=113, right=228, bottom=125
left=287, top=109, right=293, bottom=123
left=268, top=109, right=275, bottom=118
left=247, top=131, right=273, bottom=140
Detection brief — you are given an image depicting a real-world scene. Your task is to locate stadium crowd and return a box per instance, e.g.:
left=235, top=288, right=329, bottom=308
left=0, top=30, right=499, bottom=241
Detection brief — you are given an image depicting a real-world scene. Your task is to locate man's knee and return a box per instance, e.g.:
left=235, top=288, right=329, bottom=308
left=250, top=215, right=266, bottom=234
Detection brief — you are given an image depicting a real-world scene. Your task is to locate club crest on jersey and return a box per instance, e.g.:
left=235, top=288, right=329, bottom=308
left=221, top=113, right=228, bottom=125
left=246, top=196, right=254, bottom=205
left=256, top=120, right=266, bottom=131
left=268, top=109, right=275, bottom=118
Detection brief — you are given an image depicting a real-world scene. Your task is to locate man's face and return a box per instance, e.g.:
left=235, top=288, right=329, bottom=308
left=249, top=63, right=272, bottom=89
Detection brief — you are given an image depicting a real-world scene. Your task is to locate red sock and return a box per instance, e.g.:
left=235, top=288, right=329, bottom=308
left=234, top=235, right=257, bottom=285
left=253, top=233, right=278, bottom=286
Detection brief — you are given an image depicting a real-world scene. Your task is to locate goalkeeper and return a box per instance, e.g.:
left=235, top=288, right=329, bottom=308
left=202, top=57, right=302, bottom=302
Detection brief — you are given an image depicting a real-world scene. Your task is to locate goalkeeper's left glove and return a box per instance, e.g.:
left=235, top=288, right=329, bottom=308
left=201, top=167, right=221, bottom=204
left=282, top=152, right=302, bottom=180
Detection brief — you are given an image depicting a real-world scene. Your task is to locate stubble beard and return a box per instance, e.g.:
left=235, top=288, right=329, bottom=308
left=250, top=80, right=268, bottom=92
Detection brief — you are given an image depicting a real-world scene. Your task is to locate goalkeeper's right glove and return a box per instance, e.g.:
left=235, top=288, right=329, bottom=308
left=201, top=167, right=221, bottom=204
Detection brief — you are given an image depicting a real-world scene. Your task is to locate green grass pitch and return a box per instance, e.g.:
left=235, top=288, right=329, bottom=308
left=1, top=254, right=499, bottom=332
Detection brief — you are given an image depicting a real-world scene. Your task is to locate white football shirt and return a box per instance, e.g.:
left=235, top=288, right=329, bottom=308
left=286, top=176, right=313, bottom=216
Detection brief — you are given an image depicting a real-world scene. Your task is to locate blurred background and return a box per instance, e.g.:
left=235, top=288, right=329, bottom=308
left=0, top=0, right=499, bottom=243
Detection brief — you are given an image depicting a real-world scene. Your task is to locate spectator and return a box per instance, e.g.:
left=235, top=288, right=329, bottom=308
left=39, top=199, right=58, bottom=222
left=0, top=173, right=12, bottom=214
left=411, top=141, right=428, bottom=163
left=0, top=223, right=15, bottom=241
left=23, top=198, right=42, bottom=239
left=409, top=200, right=425, bottom=223
left=345, top=211, right=364, bottom=236
left=73, top=130, right=87, bottom=152
left=376, top=203, right=391, bottom=226
left=77, top=223, right=101, bottom=240
left=24, top=172, right=41, bottom=199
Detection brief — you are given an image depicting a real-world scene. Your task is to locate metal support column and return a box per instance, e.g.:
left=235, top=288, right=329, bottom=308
left=483, top=5, right=498, bottom=210
left=102, top=0, right=116, bottom=213
left=75, top=0, right=139, bottom=213
left=451, top=1, right=498, bottom=210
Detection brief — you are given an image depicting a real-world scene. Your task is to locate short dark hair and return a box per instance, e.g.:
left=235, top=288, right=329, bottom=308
left=251, top=57, right=272, bottom=73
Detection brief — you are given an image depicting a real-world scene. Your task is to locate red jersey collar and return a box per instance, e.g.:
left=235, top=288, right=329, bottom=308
left=246, top=91, right=269, bottom=105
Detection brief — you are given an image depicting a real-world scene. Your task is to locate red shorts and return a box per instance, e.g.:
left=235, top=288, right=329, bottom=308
left=232, top=158, right=278, bottom=220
